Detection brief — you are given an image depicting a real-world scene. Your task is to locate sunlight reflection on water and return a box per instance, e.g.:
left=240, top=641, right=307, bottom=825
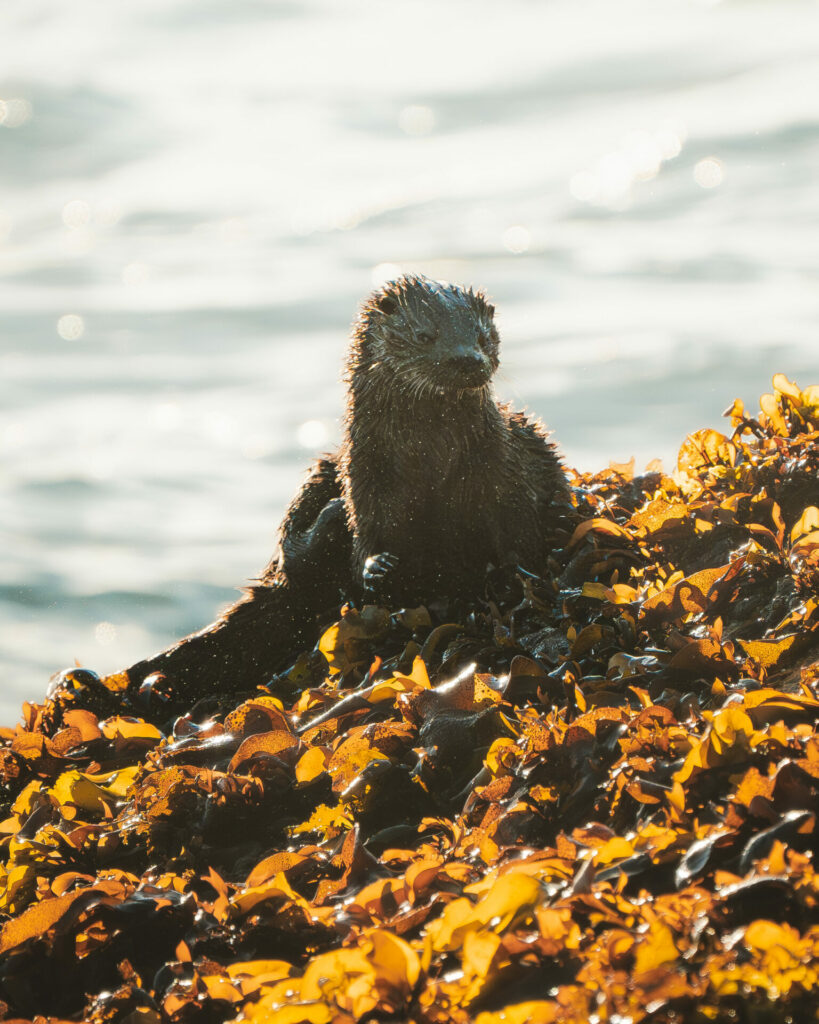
left=0, top=0, right=818, bottom=714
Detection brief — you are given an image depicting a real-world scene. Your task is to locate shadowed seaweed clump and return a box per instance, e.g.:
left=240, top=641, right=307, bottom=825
left=1, top=375, right=818, bottom=1024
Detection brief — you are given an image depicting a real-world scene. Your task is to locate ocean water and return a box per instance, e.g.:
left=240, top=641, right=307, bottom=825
left=1, top=0, right=818, bottom=720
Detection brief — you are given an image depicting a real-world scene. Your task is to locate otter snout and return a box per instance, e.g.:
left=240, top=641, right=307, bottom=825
left=447, top=349, right=490, bottom=386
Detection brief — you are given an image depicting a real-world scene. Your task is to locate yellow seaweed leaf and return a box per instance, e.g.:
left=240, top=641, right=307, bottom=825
left=243, top=992, right=333, bottom=1024
left=200, top=975, right=242, bottom=1003
left=535, top=906, right=582, bottom=953
left=472, top=871, right=542, bottom=931
left=327, top=736, right=390, bottom=792
left=462, top=929, right=503, bottom=1002
left=484, top=738, right=521, bottom=778
left=632, top=497, right=691, bottom=538
left=100, top=717, right=163, bottom=745
left=290, top=801, right=352, bottom=838
left=744, top=919, right=804, bottom=956
left=299, top=946, right=373, bottom=1015
left=673, top=706, right=755, bottom=784
left=633, top=920, right=679, bottom=975
left=367, top=655, right=431, bottom=703
left=0, top=890, right=81, bottom=954
left=425, top=897, right=475, bottom=954
left=245, top=852, right=303, bottom=888
left=772, top=373, right=802, bottom=402
left=225, top=696, right=290, bottom=738
left=51, top=766, right=140, bottom=814
left=397, top=655, right=432, bottom=690
left=640, top=563, right=734, bottom=625
left=738, top=635, right=801, bottom=671
left=295, top=746, right=328, bottom=784
left=568, top=517, right=630, bottom=549
left=318, top=607, right=390, bottom=675
left=800, top=383, right=819, bottom=408
left=318, top=623, right=345, bottom=676
left=11, top=780, right=44, bottom=820
left=759, top=393, right=788, bottom=436
left=742, top=687, right=819, bottom=718
left=229, top=729, right=299, bottom=772
left=232, top=871, right=302, bottom=913
left=225, top=958, right=294, bottom=996
left=677, top=429, right=737, bottom=473
left=0, top=861, right=38, bottom=915
left=366, top=929, right=421, bottom=992
left=100, top=670, right=130, bottom=692
left=475, top=1002, right=559, bottom=1024
left=791, top=506, right=819, bottom=543
left=594, top=836, right=636, bottom=866
left=709, top=707, right=755, bottom=755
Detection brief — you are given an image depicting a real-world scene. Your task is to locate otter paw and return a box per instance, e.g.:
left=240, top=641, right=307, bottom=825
left=362, top=552, right=399, bottom=598
left=313, top=497, right=347, bottom=531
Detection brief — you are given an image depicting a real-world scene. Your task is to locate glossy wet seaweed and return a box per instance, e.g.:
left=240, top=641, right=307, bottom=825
left=1, top=374, right=818, bottom=1023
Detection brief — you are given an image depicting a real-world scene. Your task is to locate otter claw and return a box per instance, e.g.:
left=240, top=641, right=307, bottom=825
left=363, top=552, right=399, bottom=595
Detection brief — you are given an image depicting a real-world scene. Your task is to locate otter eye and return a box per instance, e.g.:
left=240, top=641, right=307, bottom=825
left=376, top=294, right=399, bottom=316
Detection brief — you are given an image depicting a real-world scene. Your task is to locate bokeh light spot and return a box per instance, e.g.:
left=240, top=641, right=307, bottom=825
left=62, top=200, right=91, bottom=229
left=57, top=314, right=85, bottom=341
left=94, top=621, right=117, bottom=646
left=570, top=119, right=686, bottom=209
left=596, top=153, right=633, bottom=206
left=622, top=130, right=662, bottom=181
left=502, top=225, right=530, bottom=255
left=297, top=419, right=329, bottom=450
left=0, top=97, right=33, bottom=128
left=694, top=157, right=725, bottom=189
left=655, top=126, right=683, bottom=160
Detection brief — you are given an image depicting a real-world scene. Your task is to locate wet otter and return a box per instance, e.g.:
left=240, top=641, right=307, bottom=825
left=122, top=274, right=569, bottom=695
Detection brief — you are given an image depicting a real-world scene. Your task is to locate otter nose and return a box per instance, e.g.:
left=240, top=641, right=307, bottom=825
left=450, top=351, right=485, bottom=375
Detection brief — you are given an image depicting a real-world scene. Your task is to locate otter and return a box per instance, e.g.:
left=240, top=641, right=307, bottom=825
left=121, top=274, right=569, bottom=696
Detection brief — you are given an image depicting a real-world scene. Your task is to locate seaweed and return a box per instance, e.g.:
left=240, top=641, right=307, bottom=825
left=1, top=374, right=818, bottom=1024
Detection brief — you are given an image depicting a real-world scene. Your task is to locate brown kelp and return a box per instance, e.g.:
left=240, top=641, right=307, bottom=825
left=1, top=374, right=818, bottom=1024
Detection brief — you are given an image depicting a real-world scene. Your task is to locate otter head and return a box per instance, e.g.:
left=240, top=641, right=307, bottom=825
left=356, top=274, right=500, bottom=396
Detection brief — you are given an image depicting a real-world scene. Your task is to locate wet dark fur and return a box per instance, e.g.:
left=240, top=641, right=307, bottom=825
left=123, top=275, right=569, bottom=695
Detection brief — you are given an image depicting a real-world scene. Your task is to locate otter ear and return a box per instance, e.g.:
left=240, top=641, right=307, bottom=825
left=375, top=294, right=399, bottom=316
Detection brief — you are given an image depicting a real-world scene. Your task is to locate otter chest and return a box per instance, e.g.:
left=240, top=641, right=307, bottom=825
left=372, top=441, right=536, bottom=567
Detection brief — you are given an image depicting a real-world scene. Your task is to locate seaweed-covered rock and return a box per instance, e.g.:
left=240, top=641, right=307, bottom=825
left=1, top=375, right=818, bottom=1024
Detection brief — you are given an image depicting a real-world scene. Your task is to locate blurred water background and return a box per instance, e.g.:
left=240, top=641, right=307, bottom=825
left=1, top=0, right=818, bottom=720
